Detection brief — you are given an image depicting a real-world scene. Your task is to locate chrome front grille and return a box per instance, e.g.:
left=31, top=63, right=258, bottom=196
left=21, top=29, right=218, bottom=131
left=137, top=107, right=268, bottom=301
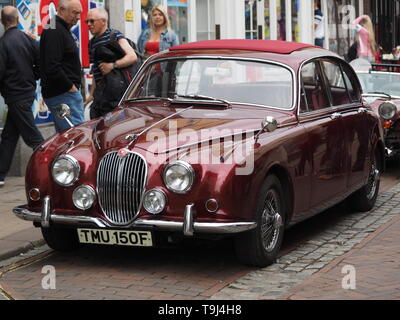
left=97, top=151, right=147, bottom=225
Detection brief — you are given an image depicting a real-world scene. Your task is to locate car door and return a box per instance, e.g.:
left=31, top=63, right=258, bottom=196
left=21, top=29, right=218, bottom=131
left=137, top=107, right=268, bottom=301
left=298, top=59, right=347, bottom=211
left=320, top=58, right=368, bottom=190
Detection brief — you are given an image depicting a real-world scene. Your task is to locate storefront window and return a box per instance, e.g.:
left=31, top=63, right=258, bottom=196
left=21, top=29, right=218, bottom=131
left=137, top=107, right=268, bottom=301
left=168, top=0, right=188, bottom=43
left=276, top=0, right=285, bottom=40
left=292, top=0, right=299, bottom=42
left=197, top=0, right=215, bottom=41
left=245, top=0, right=257, bottom=39
left=264, top=0, right=270, bottom=39
left=327, top=0, right=358, bottom=56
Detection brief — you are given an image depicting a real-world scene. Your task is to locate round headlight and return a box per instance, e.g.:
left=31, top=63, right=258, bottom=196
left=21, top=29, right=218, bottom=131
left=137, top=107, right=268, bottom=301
left=73, top=185, right=96, bottom=210
left=143, top=189, right=166, bottom=214
left=163, top=161, right=195, bottom=194
left=51, top=155, right=80, bottom=186
left=379, top=101, right=397, bottom=120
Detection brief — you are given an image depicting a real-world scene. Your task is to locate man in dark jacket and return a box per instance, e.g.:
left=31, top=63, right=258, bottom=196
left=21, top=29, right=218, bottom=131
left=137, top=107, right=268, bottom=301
left=40, top=0, right=85, bottom=132
left=0, top=6, right=44, bottom=187
left=84, top=7, right=137, bottom=119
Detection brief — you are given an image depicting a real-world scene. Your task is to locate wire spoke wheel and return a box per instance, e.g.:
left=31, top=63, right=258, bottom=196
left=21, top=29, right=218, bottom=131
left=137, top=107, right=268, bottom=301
left=366, top=154, right=380, bottom=200
left=261, top=189, right=282, bottom=252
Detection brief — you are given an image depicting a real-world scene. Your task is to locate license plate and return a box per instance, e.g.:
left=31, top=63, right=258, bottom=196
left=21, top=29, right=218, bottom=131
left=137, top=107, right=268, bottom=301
left=77, top=228, right=153, bottom=247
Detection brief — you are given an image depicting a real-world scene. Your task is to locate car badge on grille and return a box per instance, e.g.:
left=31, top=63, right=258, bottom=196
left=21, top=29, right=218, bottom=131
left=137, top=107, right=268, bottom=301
left=118, top=148, right=129, bottom=158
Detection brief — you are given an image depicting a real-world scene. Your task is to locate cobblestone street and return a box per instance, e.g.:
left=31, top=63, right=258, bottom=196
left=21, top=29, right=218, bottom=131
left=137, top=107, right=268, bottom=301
left=1, top=179, right=399, bottom=300
left=210, top=184, right=400, bottom=300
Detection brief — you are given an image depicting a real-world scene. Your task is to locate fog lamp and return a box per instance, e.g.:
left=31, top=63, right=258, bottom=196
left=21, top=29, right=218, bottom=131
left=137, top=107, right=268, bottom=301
left=143, top=189, right=166, bottom=214
left=73, top=185, right=96, bottom=210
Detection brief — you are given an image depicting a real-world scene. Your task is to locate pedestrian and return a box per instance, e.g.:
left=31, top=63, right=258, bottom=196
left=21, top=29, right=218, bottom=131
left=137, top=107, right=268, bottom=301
left=352, top=15, right=377, bottom=63
left=84, top=8, right=138, bottom=119
left=40, top=0, right=85, bottom=132
left=314, top=0, right=324, bottom=47
left=0, top=6, right=44, bottom=187
left=137, top=5, right=179, bottom=59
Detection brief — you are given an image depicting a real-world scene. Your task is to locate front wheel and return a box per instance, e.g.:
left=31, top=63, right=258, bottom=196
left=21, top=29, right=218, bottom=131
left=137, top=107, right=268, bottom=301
left=348, top=150, right=381, bottom=212
left=235, top=175, right=286, bottom=267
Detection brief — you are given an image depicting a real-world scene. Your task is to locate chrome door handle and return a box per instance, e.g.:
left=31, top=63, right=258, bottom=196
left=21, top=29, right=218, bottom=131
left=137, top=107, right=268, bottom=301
left=358, top=107, right=368, bottom=113
left=331, top=112, right=342, bottom=120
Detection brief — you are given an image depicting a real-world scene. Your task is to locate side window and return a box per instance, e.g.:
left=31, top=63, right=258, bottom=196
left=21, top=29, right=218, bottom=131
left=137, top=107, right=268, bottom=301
left=321, top=60, right=351, bottom=106
left=341, top=64, right=362, bottom=102
left=300, top=61, right=329, bottom=113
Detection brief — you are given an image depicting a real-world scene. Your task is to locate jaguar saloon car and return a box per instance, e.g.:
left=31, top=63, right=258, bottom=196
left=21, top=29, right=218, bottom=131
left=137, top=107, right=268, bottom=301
left=14, top=40, right=384, bottom=267
left=352, top=59, right=400, bottom=158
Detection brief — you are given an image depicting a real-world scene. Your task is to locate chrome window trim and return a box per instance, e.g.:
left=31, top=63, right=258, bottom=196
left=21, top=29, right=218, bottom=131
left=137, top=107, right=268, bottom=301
left=124, top=55, right=297, bottom=112
left=297, top=55, right=362, bottom=118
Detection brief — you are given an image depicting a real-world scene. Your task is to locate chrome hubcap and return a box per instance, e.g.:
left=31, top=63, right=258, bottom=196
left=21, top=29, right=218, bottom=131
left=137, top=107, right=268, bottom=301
left=366, top=157, right=379, bottom=200
left=261, top=190, right=282, bottom=252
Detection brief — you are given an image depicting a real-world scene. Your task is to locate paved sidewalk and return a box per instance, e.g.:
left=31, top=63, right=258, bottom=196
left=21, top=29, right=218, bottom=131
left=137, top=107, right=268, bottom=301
left=0, top=175, right=399, bottom=300
left=281, top=216, right=400, bottom=299
left=0, top=177, right=44, bottom=262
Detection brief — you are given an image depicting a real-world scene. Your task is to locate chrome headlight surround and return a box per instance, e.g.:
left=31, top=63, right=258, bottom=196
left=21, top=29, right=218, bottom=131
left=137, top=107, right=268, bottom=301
left=51, top=154, right=80, bottom=187
left=379, top=101, right=397, bottom=120
left=163, top=161, right=195, bottom=194
left=73, top=185, right=96, bottom=210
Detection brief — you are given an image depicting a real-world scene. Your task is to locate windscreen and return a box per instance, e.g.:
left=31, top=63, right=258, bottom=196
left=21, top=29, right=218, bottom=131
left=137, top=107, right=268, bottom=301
left=125, top=58, right=294, bottom=109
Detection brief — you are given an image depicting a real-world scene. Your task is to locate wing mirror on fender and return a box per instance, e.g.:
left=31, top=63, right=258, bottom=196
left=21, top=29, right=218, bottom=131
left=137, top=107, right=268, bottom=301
left=254, top=116, right=278, bottom=143
left=56, top=104, right=74, bottom=128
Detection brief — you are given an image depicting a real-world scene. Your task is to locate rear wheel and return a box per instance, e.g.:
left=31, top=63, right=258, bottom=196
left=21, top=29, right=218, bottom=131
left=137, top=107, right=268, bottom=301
left=235, top=175, right=286, bottom=267
left=41, top=227, right=80, bottom=252
left=348, top=150, right=381, bottom=212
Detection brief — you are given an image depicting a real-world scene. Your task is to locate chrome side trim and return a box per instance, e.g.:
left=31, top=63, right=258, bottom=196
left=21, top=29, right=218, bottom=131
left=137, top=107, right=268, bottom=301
left=13, top=205, right=256, bottom=234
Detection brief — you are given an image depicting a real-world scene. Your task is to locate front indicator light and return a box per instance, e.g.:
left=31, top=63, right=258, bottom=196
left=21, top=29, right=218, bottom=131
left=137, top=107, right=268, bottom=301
left=73, top=185, right=96, bottom=210
left=143, top=189, right=166, bottom=214
left=384, top=121, right=391, bottom=129
left=29, top=188, right=41, bottom=201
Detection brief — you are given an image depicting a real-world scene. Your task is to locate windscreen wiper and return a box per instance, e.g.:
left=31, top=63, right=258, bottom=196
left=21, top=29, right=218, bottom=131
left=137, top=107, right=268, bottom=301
left=124, top=97, right=173, bottom=103
left=174, top=94, right=231, bottom=107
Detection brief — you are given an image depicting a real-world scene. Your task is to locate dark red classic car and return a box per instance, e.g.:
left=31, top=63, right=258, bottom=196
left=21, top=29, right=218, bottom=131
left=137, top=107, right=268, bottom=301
left=352, top=59, right=400, bottom=158
left=14, top=40, right=384, bottom=267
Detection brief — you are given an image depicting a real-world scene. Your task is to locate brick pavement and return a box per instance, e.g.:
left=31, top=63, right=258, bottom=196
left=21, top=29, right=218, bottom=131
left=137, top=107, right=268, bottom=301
left=0, top=175, right=399, bottom=300
left=210, top=184, right=400, bottom=300
left=281, top=216, right=400, bottom=300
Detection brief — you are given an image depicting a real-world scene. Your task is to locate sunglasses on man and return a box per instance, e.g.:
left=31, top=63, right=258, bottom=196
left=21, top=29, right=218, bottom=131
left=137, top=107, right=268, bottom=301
left=85, top=18, right=102, bottom=24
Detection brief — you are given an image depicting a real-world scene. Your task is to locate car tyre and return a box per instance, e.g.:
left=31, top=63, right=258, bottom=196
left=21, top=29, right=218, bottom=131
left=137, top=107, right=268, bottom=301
left=348, top=150, right=381, bottom=212
left=41, top=227, right=80, bottom=252
left=235, top=174, right=285, bottom=267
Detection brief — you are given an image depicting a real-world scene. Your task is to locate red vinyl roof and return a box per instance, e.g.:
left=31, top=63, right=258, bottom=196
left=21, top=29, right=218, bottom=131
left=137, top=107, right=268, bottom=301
left=170, top=39, right=316, bottom=54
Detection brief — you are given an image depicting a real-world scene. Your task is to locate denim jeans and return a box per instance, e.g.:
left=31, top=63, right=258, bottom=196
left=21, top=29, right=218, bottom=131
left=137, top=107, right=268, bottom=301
left=44, top=91, right=85, bottom=132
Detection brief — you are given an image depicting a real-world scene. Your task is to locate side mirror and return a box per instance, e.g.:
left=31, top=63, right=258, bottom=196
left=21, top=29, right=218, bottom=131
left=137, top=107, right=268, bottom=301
left=254, top=116, right=278, bottom=143
left=56, top=104, right=71, bottom=119
left=261, top=116, right=278, bottom=133
left=56, top=104, right=74, bottom=128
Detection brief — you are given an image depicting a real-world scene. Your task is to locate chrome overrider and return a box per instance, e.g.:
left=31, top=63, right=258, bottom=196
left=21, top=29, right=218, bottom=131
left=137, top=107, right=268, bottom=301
left=13, top=198, right=257, bottom=235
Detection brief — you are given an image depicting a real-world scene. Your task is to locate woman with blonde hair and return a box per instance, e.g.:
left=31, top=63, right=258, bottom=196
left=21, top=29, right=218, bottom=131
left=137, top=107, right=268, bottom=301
left=137, top=5, right=179, bottom=58
left=353, top=15, right=377, bottom=62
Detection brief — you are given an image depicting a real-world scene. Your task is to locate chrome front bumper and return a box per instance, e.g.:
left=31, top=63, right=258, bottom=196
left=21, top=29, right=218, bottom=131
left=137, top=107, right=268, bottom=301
left=13, top=202, right=256, bottom=236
